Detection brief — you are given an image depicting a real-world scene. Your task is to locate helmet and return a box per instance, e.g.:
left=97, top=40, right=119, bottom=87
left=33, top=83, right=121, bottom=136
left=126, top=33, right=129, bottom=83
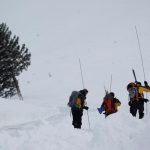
left=80, top=89, right=88, bottom=95
left=127, top=82, right=136, bottom=90
left=83, top=89, right=88, bottom=94
left=136, top=82, right=141, bottom=86
left=110, top=92, right=115, bottom=97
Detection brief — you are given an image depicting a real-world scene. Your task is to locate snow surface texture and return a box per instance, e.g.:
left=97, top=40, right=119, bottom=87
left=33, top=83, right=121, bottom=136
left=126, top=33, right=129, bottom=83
left=0, top=0, right=150, bottom=150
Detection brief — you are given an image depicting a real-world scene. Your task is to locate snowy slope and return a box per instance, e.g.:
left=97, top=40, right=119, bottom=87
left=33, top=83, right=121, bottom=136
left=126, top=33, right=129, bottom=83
left=0, top=0, right=150, bottom=150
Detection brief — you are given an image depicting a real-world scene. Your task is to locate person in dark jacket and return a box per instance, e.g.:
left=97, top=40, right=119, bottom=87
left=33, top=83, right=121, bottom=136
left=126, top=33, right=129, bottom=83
left=71, top=89, right=89, bottom=129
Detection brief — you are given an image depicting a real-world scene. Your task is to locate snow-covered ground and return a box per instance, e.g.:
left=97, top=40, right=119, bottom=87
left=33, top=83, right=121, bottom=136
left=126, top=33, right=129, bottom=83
left=0, top=0, right=150, bottom=150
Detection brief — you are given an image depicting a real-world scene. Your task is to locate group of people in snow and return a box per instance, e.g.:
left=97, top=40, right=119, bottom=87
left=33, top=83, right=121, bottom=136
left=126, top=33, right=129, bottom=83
left=68, top=81, right=150, bottom=129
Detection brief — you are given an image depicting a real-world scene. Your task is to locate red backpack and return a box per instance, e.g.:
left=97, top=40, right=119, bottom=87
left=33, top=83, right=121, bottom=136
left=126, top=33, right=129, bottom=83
left=103, top=94, right=116, bottom=114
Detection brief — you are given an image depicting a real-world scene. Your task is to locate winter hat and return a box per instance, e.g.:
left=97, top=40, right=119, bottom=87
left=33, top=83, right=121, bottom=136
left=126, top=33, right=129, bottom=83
left=80, top=89, right=88, bottom=95
left=110, top=92, right=115, bottom=97
left=127, top=82, right=136, bottom=90
left=136, top=82, right=141, bottom=86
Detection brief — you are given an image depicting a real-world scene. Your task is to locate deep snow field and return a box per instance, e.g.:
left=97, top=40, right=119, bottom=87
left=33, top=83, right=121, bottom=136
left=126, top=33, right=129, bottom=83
left=0, top=0, right=150, bottom=150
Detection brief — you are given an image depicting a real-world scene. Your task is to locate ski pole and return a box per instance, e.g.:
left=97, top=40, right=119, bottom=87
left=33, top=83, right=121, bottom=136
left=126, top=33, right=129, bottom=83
left=79, top=58, right=91, bottom=129
left=87, top=110, right=91, bottom=129
left=70, top=109, right=72, bottom=117
left=104, top=85, right=108, bottom=94
left=79, top=58, right=85, bottom=89
left=146, top=102, right=148, bottom=115
left=135, top=26, right=146, bottom=81
left=110, top=74, right=112, bottom=92
left=135, top=26, right=148, bottom=114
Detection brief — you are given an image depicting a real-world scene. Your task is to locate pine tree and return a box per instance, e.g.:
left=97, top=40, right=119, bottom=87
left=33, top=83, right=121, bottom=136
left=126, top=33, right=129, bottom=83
left=0, top=23, right=31, bottom=99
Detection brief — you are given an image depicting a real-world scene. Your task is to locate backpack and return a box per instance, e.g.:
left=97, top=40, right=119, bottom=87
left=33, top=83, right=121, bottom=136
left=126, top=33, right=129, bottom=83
left=68, top=91, right=80, bottom=108
left=128, top=87, right=138, bottom=99
left=103, top=93, right=115, bottom=113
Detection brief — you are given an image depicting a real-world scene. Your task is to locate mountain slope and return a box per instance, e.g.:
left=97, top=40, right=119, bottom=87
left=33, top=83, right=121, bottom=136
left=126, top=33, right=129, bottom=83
left=0, top=0, right=150, bottom=150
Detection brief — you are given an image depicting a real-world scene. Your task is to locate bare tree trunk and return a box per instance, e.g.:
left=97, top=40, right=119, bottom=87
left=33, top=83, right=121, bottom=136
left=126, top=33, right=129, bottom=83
left=12, top=73, right=23, bottom=100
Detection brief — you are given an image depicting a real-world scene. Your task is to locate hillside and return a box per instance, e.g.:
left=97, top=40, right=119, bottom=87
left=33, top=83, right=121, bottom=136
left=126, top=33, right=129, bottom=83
left=0, top=0, right=150, bottom=150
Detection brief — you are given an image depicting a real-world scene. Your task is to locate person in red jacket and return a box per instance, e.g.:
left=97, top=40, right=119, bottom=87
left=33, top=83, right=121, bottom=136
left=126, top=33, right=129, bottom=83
left=100, top=92, right=121, bottom=117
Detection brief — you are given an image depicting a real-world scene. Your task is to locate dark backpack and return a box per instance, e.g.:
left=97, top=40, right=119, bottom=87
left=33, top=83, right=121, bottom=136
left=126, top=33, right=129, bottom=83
left=68, top=91, right=80, bottom=108
left=128, top=87, right=137, bottom=99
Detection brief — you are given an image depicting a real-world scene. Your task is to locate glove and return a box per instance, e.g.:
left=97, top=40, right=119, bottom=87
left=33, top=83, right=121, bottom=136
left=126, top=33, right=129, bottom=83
left=136, top=81, right=141, bottom=86
left=128, top=101, right=132, bottom=106
left=97, top=107, right=104, bottom=114
left=83, top=106, right=89, bottom=110
left=144, top=99, right=149, bottom=103
left=144, top=81, right=149, bottom=87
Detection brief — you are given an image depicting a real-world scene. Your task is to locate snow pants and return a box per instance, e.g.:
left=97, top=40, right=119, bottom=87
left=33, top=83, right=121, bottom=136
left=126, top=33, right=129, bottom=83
left=130, top=100, right=144, bottom=119
left=71, top=108, right=83, bottom=129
